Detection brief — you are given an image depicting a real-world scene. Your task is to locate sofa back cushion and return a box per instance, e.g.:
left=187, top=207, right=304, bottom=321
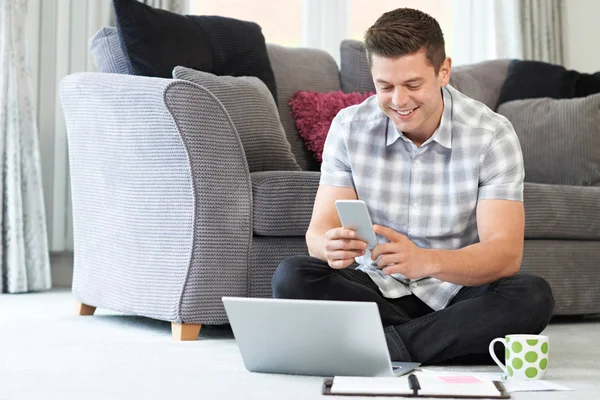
left=266, top=44, right=341, bottom=171
left=89, top=27, right=133, bottom=74
left=449, top=59, right=511, bottom=110
left=497, top=93, right=600, bottom=186
left=173, top=66, right=301, bottom=173
left=112, top=0, right=277, bottom=102
left=339, top=39, right=510, bottom=110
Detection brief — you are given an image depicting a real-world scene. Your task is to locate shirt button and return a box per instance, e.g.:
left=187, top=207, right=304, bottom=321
left=412, top=282, right=418, bottom=288
left=412, top=200, right=418, bottom=206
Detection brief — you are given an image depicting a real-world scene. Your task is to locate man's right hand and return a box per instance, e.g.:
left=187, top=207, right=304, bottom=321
left=324, top=228, right=368, bottom=269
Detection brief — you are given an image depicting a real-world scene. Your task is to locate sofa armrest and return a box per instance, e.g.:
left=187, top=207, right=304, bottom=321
left=60, top=73, right=252, bottom=324
left=251, top=171, right=320, bottom=236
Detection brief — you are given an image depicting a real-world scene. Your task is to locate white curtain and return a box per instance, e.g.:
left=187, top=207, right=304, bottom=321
left=520, top=0, right=564, bottom=64
left=453, top=0, right=522, bottom=66
left=0, top=0, right=51, bottom=293
left=453, top=0, right=564, bottom=66
left=141, top=0, right=186, bottom=13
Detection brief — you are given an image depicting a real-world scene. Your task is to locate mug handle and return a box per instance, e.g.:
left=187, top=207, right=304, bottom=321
left=489, top=338, right=508, bottom=376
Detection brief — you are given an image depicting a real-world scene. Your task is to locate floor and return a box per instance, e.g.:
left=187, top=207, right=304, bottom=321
left=0, top=288, right=598, bottom=400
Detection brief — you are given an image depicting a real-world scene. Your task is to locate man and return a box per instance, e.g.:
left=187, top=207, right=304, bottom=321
left=272, top=8, right=555, bottom=364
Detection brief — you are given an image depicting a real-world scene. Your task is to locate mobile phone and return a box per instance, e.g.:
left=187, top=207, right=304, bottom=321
left=335, top=200, right=378, bottom=249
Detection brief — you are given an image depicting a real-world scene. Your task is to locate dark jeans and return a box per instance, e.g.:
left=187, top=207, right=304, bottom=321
left=271, top=255, right=555, bottom=365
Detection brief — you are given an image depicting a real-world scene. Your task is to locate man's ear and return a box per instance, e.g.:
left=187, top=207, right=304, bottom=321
left=439, top=57, right=452, bottom=86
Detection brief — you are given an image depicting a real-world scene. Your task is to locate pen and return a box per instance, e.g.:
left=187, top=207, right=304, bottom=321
left=408, top=373, right=420, bottom=396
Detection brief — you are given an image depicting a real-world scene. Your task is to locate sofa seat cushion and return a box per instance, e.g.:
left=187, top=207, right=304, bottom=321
left=252, top=171, right=320, bottom=236
left=253, top=178, right=600, bottom=240
left=524, top=183, right=600, bottom=240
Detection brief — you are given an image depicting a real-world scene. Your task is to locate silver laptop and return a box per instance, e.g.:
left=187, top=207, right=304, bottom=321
left=222, top=296, right=420, bottom=377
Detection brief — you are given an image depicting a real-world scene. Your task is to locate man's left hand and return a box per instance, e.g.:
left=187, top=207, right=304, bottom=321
left=371, top=225, right=430, bottom=279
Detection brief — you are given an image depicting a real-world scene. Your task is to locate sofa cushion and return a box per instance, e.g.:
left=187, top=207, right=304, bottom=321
left=112, top=0, right=277, bottom=101
left=497, top=59, right=600, bottom=107
left=173, top=67, right=300, bottom=173
left=89, top=27, right=134, bottom=74
left=497, top=93, right=600, bottom=186
left=289, top=90, right=375, bottom=164
left=251, top=171, right=320, bottom=236
left=339, top=39, right=510, bottom=110
left=449, top=60, right=510, bottom=110
left=340, top=39, right=375, bottom=94
left=252, top=175, right=600, bottom=240
left=524, top=183, right=600, bottom=240
left=266, top=44, right=342, bottom=172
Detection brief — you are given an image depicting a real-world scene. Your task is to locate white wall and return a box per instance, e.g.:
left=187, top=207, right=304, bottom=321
left=562, top=0, right=600, bottom=72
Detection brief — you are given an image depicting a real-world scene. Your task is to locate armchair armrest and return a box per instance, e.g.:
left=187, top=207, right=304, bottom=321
left=60, top=73, right=252, bottom=324
left=251, top=171, right=320, bottom=236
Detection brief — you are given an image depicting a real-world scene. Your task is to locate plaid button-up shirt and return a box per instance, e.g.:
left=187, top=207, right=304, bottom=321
left=320, top=85, right=524, bottom=311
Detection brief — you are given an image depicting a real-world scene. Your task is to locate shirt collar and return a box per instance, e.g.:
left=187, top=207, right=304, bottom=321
left=385, top=86, right=453, bottom=149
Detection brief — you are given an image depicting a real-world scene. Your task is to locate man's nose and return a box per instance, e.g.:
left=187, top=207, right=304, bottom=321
left=392, top=87, right=410, bottom=108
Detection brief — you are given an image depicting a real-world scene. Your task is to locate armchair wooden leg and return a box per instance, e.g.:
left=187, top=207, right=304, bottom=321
left=75, top=301, right=96, bottom=316
left=172, top=322, right=202, bottom=341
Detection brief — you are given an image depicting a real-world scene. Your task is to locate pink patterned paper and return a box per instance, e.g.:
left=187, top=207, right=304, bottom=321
left=438, top=376, right=483, bottom=384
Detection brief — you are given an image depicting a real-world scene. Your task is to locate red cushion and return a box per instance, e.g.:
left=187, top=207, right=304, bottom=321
left=289, top=90, right=375, bottom=163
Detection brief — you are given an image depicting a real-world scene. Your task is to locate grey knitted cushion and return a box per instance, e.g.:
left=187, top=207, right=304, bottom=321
left=173, top=66, right=301, bottom=172
left=339, top=39, right=510, bottom=110
left=498, top=93, right=600, bottom=186
left=89, top=27, right=134, bottom=75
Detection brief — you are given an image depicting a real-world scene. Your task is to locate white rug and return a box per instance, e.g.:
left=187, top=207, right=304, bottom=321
left=1, top=289, right=599, bottom=400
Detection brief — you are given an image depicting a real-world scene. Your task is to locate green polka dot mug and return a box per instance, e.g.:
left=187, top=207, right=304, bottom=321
left=489, top=334, right=549, bottom=380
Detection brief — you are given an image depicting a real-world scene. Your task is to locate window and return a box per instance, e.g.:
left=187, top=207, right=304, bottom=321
left=348, top=0, right=454, bottom=60
left=188, top=0, right=303, bottom=47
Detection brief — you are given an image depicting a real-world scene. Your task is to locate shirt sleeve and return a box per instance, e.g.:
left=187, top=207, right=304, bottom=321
left=319, top=113, right=355, bottom=189
left=478, top=117, right=524, bottom=201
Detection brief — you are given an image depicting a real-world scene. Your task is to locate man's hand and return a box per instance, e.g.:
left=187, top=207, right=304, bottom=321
left=371, top=225, right=429, bottom=279
left=324, top=228, right=368, bottom=269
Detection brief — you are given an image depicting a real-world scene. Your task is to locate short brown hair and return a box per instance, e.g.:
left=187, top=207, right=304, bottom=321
left=364, top=8, right=446, bottom=73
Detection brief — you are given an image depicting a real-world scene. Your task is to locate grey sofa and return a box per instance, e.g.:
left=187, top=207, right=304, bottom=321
left=60, top=31, right=600, bottom=340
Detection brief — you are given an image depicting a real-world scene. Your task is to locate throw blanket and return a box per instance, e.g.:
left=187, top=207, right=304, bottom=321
left=113, top=0, right=277, bottom=101
left=497, top=59, right=600, bottom=107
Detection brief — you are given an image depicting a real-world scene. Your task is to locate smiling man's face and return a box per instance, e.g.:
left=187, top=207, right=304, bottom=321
left=371, top=49, right=451, bottom=145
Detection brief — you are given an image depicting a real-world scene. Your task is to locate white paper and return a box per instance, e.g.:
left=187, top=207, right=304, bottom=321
left=330, top=376, right=413, bottom=395
left=417, top=369, right=573, bottom=393
left=502, top=380, right=573, bottom=392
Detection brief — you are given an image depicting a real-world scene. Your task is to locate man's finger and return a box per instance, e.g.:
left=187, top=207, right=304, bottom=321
left=326, top=227, right=357, bottom=240
left=370, top=242, right=395, bottom=260
left=328, top=258, right=355, bottom=269
left=373, top=225, right=404, bottom=242
left=326, top=239, right=367, bottom=252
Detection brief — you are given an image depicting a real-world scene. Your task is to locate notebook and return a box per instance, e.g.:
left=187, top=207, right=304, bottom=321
left=323, top=373, right=510, bottom=398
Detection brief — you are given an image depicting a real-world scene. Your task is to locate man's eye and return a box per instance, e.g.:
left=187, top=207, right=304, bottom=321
left=379, top=86, right=392, bottom=91
left=407, top=85, right=421, bottom=90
